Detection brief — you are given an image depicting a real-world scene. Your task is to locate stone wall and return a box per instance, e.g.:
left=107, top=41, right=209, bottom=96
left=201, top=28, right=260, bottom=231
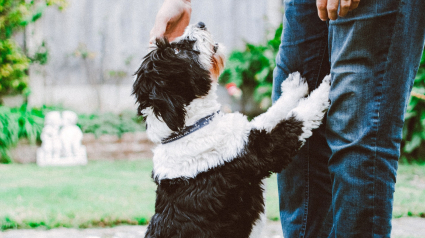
left=11, top=132, right=154, bottom=164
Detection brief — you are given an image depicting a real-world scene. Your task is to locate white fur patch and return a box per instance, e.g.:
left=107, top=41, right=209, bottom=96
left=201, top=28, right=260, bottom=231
left=250, top=72, right=308, bottom=132
left=288, top=75, right=331, bottom=144
left=184, top=83, right=221, bottom=125
left=142, top=107, right=172, bottom=144
left=147, top=83, right=252, bottom=181
left=147, top=74, right=329, bottom=181
left=152, top=112, right=251, bottom=180
left=173, top=25, right=218, bottom=71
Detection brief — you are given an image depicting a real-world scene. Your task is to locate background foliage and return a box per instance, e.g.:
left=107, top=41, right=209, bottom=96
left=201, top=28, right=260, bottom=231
left=0, top=39, right=29, bottom=99
left=0, top=0, right=67, bottom=102
left=219, top=25, right=283, bottom=117
left=221, top=25, right=425, bottom=161
left=77, top=111, right=145, bottom=138
left=0, top=105, right=144, bottom=163
left=0, top=104, right=43, bottom=163
left=402, top=51, right=425, bottom=161
left=1, top=22, right=424, bottom=163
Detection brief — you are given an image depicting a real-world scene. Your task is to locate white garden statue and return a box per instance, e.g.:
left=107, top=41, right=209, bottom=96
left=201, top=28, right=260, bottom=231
left=37, top=111, right=87, bottom=166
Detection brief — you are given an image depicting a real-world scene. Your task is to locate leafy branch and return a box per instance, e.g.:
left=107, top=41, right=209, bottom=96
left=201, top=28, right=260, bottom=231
left=0, top=0, right=67, bottom=103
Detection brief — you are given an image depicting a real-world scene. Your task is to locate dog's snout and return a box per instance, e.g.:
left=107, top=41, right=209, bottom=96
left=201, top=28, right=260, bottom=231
left=197, top=22, right=206, bottom=29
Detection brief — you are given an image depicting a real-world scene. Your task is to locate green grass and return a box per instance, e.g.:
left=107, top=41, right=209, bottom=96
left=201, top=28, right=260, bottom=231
left=266, top=173, right=280, bottom=221
left=266, top=163, right=425, bottom=221
left=0, top=160, right=156, bottom=230
left=393, top=163, right=425, bottom=218
left=0, top=161, right=424, bottom=230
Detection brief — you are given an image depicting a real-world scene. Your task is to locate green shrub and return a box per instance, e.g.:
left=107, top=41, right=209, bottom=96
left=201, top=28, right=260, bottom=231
left=402, top=51, right=425, bottom=162
left=0, top=106, right=19, bottom=163
left=12, top=104, right=44, bottom=144
left=77, top=111, right=145, bottom=138
left=0, top=104, right=145, bottom=163
left=0, top=40, right=30, bottom=99
left=219, top=25, right=282, bottom=117
left=0, top=104, right=44, bottom=163
left=221, top=24, right=425, bottom=161
left=0, top=0, right=67, bottom=103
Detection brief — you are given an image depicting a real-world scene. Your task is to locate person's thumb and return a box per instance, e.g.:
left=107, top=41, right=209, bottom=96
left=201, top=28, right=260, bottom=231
left=150, top=18, right=168, bottom=44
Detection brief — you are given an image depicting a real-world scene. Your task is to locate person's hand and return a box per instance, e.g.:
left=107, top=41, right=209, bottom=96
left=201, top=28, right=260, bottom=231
left=150, top=0, right=192, bottom=43
left=316, top=0, right=360, bottom=21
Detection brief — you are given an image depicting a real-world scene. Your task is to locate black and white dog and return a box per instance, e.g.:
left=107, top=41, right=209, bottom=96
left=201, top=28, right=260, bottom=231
left=133, top=22, right=330, bottom=238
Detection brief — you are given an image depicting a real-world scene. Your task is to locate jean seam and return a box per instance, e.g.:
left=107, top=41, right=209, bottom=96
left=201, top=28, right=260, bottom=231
left=372, top=69, right=383, bottom=238
left=312, top=32, right=329, bottom=89
left=299, top=33, right=326, bottom=238
left=372, top=100, right=379, bottom=238
left=372, top=1, right=403, bottom=236
left=299, top=32, right=328, bottom=238
left=299, top=141, right=310, bottom=238
left=372, top=16, right=397, bottom=238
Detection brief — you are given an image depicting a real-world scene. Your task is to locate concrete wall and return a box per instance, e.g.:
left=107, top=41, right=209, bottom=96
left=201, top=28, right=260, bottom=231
left=27, top=0, right=283, bottom=113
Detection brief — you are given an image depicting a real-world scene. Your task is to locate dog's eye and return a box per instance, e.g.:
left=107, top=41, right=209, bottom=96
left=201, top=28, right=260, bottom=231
left=174, top=48, right=180, bottom=54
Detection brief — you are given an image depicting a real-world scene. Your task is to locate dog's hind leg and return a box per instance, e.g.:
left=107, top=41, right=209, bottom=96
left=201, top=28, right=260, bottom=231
left=250, top=72, right=308, bottom=132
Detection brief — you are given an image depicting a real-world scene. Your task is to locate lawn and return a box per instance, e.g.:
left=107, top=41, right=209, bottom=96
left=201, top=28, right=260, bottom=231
left=393, top=163, right=425, bottom=218
left=0, top=160, right=156, bottom=230
left=0, top=160, right=424, bottom=230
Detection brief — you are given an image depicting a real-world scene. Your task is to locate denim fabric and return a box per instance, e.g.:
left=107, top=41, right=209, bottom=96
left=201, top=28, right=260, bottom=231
left=273, top=0, right=425, bottom=237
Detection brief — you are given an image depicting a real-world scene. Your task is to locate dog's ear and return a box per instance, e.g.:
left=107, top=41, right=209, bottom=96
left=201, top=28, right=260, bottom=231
left=133, top=70, right=187, bottom=131
left=133, top=37, right=212, bottom=131
left=150, top=88, right=187, bottom=131
left=132, top=38, right=188, bottom=131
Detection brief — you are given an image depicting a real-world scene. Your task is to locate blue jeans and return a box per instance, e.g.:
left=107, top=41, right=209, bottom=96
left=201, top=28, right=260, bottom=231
left=273, top=0, right=425, bottom=237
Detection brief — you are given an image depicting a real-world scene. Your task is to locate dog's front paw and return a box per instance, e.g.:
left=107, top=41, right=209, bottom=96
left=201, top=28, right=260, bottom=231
left=280, top=72, right=309, bottom=99
left=287, top=75, right=331, bottom=145
left=313, top=74, right=331, bottom=102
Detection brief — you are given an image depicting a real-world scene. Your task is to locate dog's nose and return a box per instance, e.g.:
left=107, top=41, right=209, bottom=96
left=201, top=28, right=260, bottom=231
left=197, top=22, right=206, bottom=29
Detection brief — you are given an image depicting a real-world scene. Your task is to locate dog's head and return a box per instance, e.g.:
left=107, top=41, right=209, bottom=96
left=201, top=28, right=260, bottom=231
left=133, top=22, right=225, bottom=132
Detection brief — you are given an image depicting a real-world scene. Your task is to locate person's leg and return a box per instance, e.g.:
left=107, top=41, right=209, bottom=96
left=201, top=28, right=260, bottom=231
left=326, top=0, right=425, bottom=237
left=273, top=0, right=332, bottom=237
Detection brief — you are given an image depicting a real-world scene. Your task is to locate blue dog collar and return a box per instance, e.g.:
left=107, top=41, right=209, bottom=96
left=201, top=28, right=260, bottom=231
left=161, top=111, right=220, bottom=144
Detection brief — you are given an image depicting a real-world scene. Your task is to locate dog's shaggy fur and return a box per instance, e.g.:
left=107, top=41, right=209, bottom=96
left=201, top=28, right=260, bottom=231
left=133, top=22, right=331, bottom=238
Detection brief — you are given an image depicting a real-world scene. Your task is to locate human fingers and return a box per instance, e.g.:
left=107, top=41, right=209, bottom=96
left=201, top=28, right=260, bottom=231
left=150, top=1, right=173, bottom=43
left=149, top=0, right=191, bottom=43
left=317, top=0, right=329, bottom=21
left=327, top=0, right=339, bottom=20
left=165, top=11, right=191, bottom=42
left=349, top=0, right=360, bottom=10
left=150, top=19, right=167, bottom=44
left=164, top=4, right=191, bottom=42
left=339, top=0, right=351, bottom=17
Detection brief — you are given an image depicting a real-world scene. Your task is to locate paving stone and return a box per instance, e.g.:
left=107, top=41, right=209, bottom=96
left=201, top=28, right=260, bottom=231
left=2, top=218, right=425, bottom=238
